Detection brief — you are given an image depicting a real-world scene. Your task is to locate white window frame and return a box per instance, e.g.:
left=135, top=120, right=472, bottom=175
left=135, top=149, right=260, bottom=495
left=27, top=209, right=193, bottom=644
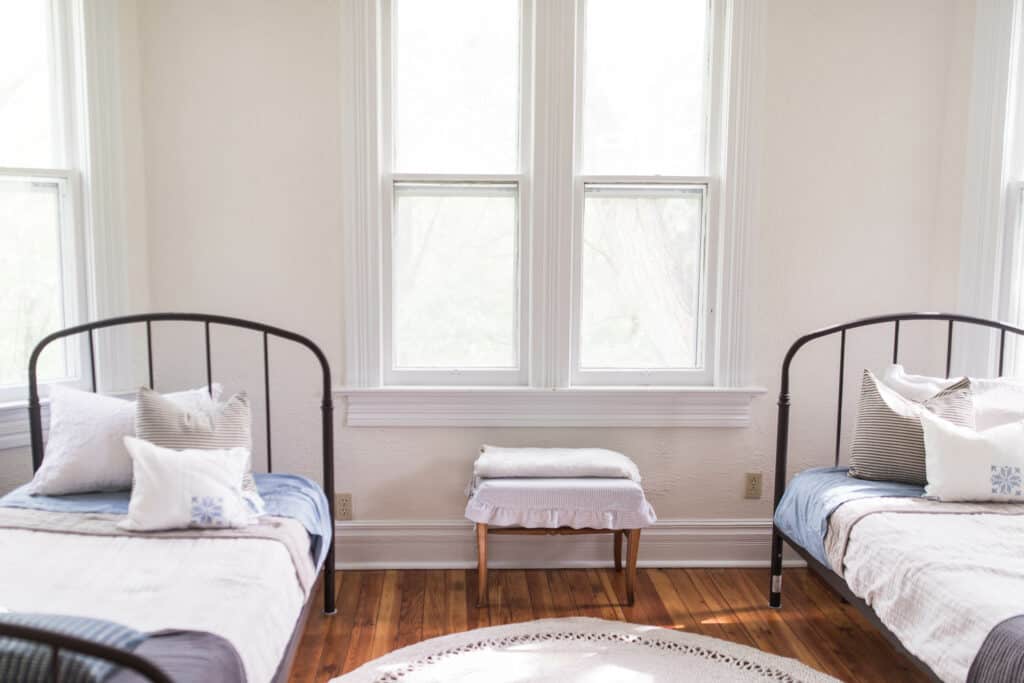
left=958, top=0, right=1024, bottom=376
left=0, top=0, right=135, bottom=448
left=0, top=0, right=90, bottom=403
left=340, top=0, right=766, bottom=425
left=379, top=0, right=533, bottom=386
left=569, top=0, right=722, bottom=387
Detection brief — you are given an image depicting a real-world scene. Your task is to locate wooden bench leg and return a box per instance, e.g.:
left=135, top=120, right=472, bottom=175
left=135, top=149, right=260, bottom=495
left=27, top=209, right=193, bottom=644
left=626, top=529, right=641, bottom=606
left=476, top=523, right=488, bottom=607
left=613, top=530, right=624, bottom=571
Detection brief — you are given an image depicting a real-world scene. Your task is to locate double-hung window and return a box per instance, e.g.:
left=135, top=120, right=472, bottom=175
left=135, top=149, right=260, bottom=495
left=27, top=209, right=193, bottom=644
left=343, top=0, right=761, bottom=419
left=0, top=0, right=86, bottom=400
left=574, top=0, right=713, bottom=385
left=383, top=0, right=528, bottom=386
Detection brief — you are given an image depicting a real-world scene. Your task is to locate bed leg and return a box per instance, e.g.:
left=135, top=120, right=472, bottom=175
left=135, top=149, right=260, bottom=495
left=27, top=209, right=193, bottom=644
left=769, top=527, right=783, bottom=608
left=324, top=544, right=337, bottom=615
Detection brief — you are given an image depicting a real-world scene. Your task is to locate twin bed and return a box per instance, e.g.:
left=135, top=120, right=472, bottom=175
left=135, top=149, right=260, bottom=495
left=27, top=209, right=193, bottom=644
left=0, top=313, right=336, bottom=683
left=770, top=313, right=1024, bottom=682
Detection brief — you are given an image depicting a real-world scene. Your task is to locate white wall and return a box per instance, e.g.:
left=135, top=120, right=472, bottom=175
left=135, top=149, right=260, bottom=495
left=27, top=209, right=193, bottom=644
left=0, top=0, right=979, bottom=565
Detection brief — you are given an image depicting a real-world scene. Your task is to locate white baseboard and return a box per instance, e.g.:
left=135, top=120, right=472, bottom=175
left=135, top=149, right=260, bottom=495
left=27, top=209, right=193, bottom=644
left=334, top=518, right=804, bottom=570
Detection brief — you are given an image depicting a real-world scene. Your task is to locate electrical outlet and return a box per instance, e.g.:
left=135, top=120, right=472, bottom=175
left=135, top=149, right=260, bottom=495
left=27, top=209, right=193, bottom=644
left=744, top=472, right=763, bottom=499
left=335, top=493, right=353, bottom=521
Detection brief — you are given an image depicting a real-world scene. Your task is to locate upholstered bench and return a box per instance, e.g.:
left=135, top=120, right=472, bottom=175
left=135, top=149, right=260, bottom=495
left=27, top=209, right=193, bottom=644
left=465, top=476, right=657, bottom=607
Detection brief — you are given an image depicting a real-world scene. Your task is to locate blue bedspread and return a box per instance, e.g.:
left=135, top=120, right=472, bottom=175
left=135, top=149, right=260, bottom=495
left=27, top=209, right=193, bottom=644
left=772, top=466, right=923, bottom=567
left=0, top=473, right=332, bottom=569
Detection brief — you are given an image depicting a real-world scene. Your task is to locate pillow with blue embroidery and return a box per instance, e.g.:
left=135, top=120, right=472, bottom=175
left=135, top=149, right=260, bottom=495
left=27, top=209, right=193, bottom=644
left=119, top=436, right=255, bottom=531
left=921, top=410, right=1024, bottom=502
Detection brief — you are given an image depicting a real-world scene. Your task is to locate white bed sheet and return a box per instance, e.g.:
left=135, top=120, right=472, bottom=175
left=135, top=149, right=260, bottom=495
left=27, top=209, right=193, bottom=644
left=827, top=500, right=1024, bottom=682
left=0, top=528, right=305, bottom=683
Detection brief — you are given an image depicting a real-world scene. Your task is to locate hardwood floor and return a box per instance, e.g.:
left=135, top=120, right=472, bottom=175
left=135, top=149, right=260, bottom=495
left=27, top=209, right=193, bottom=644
left=290, top=568, right=929, bottom=682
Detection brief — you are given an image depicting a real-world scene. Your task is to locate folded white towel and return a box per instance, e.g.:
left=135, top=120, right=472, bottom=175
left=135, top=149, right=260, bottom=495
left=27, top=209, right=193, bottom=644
left=473, top=445, right=641, bottom=483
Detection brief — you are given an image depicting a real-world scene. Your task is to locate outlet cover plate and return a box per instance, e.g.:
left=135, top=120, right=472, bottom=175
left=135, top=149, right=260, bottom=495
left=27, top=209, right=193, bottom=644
left=335, top=493, right=353, bottom=521
left=744, top=472, right=763, bottom=499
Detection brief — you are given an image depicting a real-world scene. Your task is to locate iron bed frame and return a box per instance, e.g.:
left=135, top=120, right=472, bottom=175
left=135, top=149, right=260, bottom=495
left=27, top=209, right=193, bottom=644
left=769, top=311, right=1024, bottom=681
left=0, top=312, right=337, bottom=683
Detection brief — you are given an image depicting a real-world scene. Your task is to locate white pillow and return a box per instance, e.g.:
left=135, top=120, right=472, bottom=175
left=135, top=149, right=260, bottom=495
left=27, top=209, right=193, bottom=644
left=119, top=436, right=254, bottom=531
left=971, top=377, right=1024, bottom=430
left=28, top=384, right=221, bottom=496
left=880, top=364, right=960, bottom=401
left=882, top=364, right=1024, bottom=430
left=921, top=410, right=1024, bottom=502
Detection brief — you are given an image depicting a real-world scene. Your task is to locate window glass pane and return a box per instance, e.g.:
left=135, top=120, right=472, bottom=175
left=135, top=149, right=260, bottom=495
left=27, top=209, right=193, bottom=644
left=394, top=0, right=519, bottom=174
left=393, top=183, right=518, bottom=368
left=582, top=0, right=709, bottom=175
left=579, top=185, right=704, bottom=369
left=0, top=0, right=60, bottom=168
left=0, top=178, right=68, bottom=386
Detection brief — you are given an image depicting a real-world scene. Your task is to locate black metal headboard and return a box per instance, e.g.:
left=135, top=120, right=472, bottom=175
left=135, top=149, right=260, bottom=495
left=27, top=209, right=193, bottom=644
left=26, top=312, right=336, bottom=613
left=768, top=311, right=1024, bottom=608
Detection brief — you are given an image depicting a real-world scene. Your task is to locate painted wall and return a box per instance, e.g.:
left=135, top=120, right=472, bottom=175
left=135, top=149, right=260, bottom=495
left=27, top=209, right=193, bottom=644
left=0, top=0, right=979, bottom=565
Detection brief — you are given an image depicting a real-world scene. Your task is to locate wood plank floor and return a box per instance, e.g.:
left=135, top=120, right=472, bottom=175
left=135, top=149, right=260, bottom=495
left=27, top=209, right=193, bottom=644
left=290, top=568, right=929, bottom=682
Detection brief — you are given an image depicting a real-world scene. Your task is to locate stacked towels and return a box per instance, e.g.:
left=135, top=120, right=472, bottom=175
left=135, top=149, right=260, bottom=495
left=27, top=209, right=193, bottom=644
left=467, top=445, right=642, bottom=496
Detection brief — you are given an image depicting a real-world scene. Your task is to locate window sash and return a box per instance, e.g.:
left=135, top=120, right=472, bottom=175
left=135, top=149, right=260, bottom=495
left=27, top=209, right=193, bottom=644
left=1002, top=181, right=1024, bottom=375
left=568, top=0, right=718, bottom=386
left=0, top=168, right=86, bottom=401
left=570, top=178, right=713, bottom=386
left=383, top=178, right=528, bottom=385
left=379, top=0, right=532, bottom=386
left=0, top=0, right=88, bottom=401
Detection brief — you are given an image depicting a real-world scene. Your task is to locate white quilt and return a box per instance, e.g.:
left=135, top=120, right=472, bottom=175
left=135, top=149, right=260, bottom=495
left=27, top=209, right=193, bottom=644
left=825, top=498, right=1024, bottom=683
left=0, top=528, right=305, bottom=683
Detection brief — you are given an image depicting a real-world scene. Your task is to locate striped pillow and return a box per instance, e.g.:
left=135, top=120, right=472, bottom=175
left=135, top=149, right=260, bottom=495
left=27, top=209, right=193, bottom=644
left=135, top=387, right=260, bottom=502
left=849, top=370, right=974, bottom=485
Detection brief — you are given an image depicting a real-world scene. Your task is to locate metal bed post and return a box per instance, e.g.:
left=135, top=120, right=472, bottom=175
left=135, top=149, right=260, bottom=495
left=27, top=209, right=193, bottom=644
left=321, top=374, right=337, bottom=615
left=769, top=387, right=789, bottom=608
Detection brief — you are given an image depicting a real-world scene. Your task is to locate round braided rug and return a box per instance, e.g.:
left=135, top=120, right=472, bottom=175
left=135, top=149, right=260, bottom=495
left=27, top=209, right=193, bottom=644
left=333, top=617, right=840, bottom=683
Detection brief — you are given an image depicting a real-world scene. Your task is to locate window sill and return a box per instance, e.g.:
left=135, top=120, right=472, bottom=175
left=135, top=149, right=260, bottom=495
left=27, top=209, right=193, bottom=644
left=0, top=400, right=47, bottom=451
left=337, top=386, right=766, bottom=428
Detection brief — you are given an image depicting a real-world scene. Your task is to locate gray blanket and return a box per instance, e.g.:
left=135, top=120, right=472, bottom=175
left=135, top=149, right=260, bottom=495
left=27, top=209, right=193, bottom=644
left=0, top=613, right=145, bottom=683
left=108, top=630, right=246, bottom=683
left=968, top=615, right=1024, bottom=683
left=0, top=615, right=246, bottom=683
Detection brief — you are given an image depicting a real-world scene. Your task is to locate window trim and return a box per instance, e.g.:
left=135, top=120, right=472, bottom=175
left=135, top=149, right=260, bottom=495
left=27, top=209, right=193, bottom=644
left=959, top=0, right=1024, bottom=376
left=379, top=0, right=532, bottom=386
left=569, top=0, right=722, bottom=387
left=340, top=0, right=766, bottom=425
left=0, top=0, right=90, bottom=402
left=0, top=0, right=135, bottom=413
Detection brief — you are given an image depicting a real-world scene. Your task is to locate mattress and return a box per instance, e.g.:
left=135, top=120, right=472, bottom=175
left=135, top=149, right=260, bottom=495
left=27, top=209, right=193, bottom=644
left=465, top=477, right=657, bottom=529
